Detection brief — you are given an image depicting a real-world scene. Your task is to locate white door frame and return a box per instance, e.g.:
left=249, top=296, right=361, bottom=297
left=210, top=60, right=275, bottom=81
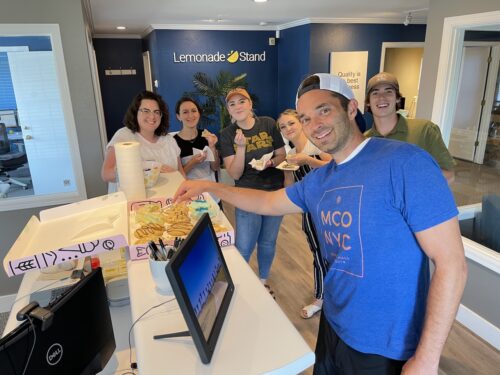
left=431, top=10, right=500, bottom=146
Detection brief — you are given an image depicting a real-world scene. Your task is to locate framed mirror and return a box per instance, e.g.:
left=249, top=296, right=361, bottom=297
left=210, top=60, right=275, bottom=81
left=0, top=24, right=86, bottom=211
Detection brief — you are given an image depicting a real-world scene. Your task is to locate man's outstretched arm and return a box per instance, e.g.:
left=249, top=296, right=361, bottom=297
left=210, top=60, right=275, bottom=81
left=174, top=180, right=302, bottom=216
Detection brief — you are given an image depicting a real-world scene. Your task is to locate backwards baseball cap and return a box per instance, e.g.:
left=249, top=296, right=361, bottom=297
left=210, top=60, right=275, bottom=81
left=366, top=72, right=399, bottom=96
left=296, top=73, right=355, bottom=103
left=225, top=87, right=251, bottom=103
left=296, top=73, right=366, bottom=132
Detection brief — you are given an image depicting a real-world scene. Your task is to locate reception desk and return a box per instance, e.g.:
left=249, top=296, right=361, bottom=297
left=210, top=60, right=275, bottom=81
left=4, top=171, right=315, bottom=373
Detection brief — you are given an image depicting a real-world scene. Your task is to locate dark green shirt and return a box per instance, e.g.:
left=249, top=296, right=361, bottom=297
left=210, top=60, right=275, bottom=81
left=365, top=114, right=456, bottom=170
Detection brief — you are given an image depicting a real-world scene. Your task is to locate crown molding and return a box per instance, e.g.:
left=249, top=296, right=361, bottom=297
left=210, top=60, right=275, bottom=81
left=149, top=23, right=277, bottom=31
left=95, top=16, right=428, bottom=37
left=93, top=34, right=142, bottom=39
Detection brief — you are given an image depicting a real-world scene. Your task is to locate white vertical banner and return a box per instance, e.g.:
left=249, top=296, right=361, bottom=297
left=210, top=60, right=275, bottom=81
left=330, top=51, right=368, bottom=113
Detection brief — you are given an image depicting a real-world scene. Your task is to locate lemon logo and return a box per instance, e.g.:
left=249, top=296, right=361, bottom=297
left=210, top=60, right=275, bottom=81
left=227, top=50, right=239, bottom=63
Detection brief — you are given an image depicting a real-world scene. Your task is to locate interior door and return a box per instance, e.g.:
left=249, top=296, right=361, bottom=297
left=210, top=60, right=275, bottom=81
left=449, top=46, right=490, bottom=161
left=8, top=51, right=76, bottom=195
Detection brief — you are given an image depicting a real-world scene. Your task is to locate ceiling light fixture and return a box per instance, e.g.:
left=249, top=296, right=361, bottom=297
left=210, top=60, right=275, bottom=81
left=116, top=26, right=126, bottom=30
left=253, top=0, right=268, bottom=3
left=403, top=12, right=412, bottom=26
left=403, top=8, right=428, bottom=26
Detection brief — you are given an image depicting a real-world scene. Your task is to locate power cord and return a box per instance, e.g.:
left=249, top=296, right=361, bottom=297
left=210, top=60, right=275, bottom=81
left=22, top=316, right=36, bottom=375
left=127, top=298, right=176, bottom=372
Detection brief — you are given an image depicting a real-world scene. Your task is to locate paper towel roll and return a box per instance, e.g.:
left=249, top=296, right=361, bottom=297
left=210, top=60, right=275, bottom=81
left=115, top=141, right=146, bottom=200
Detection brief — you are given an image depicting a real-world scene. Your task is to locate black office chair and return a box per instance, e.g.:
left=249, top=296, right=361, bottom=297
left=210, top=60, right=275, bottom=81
left=0, top=123, right=30, bottom=195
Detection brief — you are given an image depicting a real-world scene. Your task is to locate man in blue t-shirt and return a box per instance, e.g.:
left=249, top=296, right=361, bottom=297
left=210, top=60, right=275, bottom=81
left=174, top=74, right=467, bottom=375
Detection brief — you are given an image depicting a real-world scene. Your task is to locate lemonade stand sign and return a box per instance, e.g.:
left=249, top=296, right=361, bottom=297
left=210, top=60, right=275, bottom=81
left=173, top=50, right=266, bottom=63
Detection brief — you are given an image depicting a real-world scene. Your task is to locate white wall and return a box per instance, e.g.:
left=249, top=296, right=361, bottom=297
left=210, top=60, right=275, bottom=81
left=0, top=0, right=107, bottom=295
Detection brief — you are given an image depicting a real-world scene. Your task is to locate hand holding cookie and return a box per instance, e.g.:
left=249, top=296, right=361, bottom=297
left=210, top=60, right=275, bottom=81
left=234, top=128, right=246, bottom=148
left=202, top=129, right=218, bottom=148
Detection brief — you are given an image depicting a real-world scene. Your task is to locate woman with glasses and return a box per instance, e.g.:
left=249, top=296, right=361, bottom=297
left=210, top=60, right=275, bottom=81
left=219, top=87, right=286, bottom=292
left=277, top=109, right=331, bottom=319
left=101, top=90, right=186, bottom=182
left=173, top=97, right=220, bottom=187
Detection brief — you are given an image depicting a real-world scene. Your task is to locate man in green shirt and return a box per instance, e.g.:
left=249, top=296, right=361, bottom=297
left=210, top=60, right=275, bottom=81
left=364, top=72, right=456, bottom=183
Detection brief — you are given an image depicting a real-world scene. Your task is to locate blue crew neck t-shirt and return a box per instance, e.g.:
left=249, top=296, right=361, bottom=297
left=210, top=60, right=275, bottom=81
left=286, top=138, right=458, bottom=360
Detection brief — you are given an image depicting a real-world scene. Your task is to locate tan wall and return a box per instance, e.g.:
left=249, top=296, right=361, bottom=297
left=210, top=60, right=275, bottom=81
left=384, top=48, right=423, bottom=115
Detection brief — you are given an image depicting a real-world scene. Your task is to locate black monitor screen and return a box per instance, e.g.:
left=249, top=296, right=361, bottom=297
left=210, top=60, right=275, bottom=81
left=0, top=268, right=115, bottom=375
left=166, top=213, right=234, bottom=364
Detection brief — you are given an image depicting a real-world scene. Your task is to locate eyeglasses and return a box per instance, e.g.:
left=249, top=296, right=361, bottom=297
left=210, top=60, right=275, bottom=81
left=138, top=108, right=163, bottom=117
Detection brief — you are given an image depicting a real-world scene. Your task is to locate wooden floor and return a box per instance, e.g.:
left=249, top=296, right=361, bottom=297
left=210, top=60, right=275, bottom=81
left=222, top=196, right=500, bottom=374
left=451, top=159, right=500, bottom=206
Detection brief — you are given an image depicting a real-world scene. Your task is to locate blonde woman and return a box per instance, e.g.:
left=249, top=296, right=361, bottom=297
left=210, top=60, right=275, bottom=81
left=278, top=109, right=331, bottom=318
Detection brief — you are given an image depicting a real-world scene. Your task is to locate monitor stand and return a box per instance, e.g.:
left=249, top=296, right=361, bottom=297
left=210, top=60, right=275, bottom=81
left=153, top=330, right=190, bottom=340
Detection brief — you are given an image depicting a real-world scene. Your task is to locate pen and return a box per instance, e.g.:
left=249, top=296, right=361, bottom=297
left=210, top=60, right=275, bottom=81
left=148, top=240, right=161, bottom=260
left=158, top=238, right=169, bottom=260
left=166, top=248, right=175, bottom=260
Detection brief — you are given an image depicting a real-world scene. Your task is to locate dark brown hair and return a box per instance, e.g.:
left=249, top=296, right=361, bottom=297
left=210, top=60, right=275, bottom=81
left=175, top=96, right=202, bottom=116
left=123, top=90, right=169, bottom=135
left=365, top=88, right=403, bottom=113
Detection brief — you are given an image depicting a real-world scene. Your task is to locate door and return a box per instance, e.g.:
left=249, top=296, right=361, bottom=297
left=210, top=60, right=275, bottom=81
left=449, top=46, right=490, bottom=161
left=143, top=51, right=153, bottom=91
left=8, top=51, right=76, bottom=195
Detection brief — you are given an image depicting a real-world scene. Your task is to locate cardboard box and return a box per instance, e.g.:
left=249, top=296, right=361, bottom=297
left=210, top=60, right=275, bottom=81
left=128, top=193, right=234, bottom=261
left=3, top=192, right=129, bottom=277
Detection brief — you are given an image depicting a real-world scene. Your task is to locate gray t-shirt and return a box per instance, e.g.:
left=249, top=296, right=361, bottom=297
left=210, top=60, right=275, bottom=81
left=220, top=116, right=284, bottom=191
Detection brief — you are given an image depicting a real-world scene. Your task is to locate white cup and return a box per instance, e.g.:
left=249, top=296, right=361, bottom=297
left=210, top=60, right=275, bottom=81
left=148, top=258, right=173, bottom=295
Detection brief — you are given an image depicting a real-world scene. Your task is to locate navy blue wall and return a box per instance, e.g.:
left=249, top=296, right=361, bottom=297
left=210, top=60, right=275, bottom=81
left=93, top=38, right=146, bottom=141
left=149, top=29, right=278, bottom=133
left=0, top=36, right=51, bottom=51
left=0, top=36, right=52, bottom=110
left=277, top=24, right=311, bottom=113
left=310, top=24, right=426, bottom=81
left=465, top=30, right=500, bottom=41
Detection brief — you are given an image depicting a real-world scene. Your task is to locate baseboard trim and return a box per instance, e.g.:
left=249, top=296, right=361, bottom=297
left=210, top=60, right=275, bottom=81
left=456, top=304, right=500, bottom=350
left=0, top=293, right=16, bottom=313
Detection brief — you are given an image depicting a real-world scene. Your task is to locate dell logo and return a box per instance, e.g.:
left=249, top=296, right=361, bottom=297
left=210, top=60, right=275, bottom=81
left=46, top=343, right=63, bottom=365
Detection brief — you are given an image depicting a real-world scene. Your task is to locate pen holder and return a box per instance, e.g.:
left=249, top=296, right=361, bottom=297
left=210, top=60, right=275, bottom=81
left=148, top=258, right=173, bottom=295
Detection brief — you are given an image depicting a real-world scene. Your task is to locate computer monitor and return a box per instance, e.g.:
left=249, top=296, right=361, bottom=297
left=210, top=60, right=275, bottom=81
left=0, top=268, right=116, bottom=375
left=165, top=213, right=235, bottom=364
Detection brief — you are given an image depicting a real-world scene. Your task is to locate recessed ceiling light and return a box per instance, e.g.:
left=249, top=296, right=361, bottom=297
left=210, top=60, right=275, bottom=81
left=254, top=0, right=268, bottom=3
left=259, top=21, right=268, bottom=26
left=116, top=26, right=126, bottom=30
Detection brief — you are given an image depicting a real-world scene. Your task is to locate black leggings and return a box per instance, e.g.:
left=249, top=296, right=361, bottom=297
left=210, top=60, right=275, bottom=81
left=314, top=312, right=406, bottom=375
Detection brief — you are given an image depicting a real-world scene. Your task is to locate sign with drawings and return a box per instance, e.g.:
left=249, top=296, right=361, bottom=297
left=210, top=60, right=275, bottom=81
left=6, top=234, right=128, bottom=277
left=128, top=194, right=235, bottom=261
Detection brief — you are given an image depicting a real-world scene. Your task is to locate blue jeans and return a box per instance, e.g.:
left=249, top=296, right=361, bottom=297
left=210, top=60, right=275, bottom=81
left=235, top=208, right=283, bottom=280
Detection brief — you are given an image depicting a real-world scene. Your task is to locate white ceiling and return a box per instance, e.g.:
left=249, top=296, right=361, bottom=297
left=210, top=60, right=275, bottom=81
left=88, top=0, right=430, bottom=36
